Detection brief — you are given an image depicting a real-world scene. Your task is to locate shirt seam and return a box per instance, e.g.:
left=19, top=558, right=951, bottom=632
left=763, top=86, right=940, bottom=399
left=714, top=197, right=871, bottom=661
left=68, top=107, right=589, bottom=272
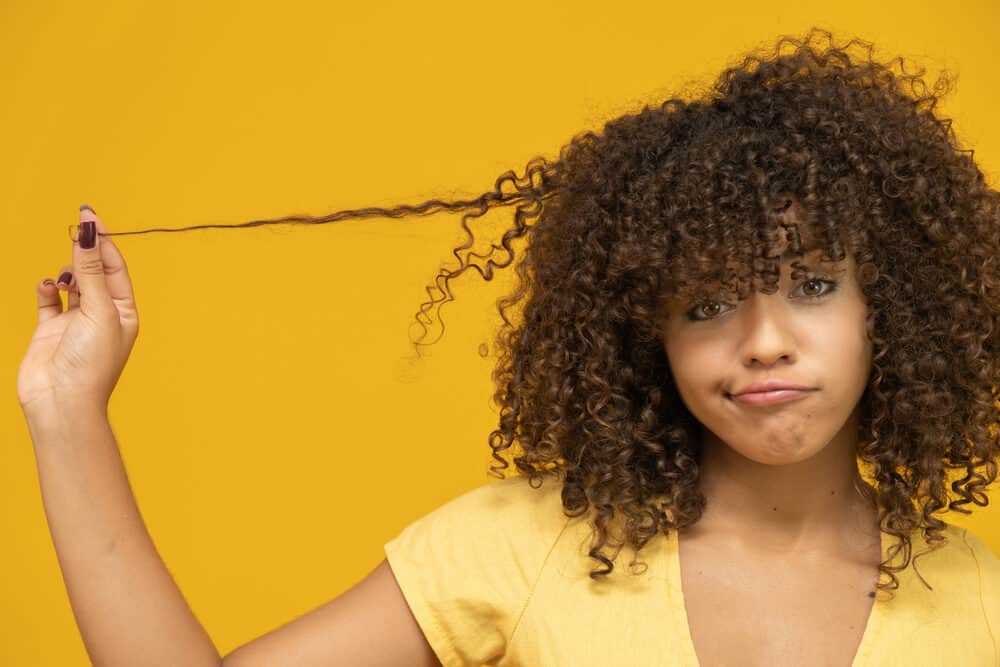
left=506, top=513, right=574, bottom=648
left=961, top=526, right=998, bottom=664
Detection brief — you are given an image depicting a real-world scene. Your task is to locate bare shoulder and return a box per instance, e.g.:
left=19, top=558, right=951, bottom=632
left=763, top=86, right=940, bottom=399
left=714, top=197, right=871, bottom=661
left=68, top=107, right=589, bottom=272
left=222, top=559, right=441, bottom=667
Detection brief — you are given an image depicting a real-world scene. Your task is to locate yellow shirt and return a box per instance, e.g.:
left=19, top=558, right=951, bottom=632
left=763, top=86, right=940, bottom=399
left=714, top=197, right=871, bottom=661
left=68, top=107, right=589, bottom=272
left=384, top=475, right=1000, bottom=666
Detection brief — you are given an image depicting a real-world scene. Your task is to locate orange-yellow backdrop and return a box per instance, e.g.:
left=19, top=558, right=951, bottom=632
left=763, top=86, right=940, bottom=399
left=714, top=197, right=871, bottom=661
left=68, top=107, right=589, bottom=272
left=3, top=1, right=998, bottom=664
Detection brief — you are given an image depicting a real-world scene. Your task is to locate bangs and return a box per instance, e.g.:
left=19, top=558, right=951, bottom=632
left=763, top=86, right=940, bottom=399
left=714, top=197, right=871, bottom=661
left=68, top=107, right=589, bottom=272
left=660, top=197, right=850, bottom=307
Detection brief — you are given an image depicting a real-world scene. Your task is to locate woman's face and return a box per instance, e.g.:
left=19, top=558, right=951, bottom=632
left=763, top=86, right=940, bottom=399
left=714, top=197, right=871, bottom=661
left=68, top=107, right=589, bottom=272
left=660, top=244, right=873, bottom=466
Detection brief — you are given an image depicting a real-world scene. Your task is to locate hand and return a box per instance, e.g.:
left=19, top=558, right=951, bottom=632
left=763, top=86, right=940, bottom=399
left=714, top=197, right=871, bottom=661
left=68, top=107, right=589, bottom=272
left=17, top=207, right=140, bottom=417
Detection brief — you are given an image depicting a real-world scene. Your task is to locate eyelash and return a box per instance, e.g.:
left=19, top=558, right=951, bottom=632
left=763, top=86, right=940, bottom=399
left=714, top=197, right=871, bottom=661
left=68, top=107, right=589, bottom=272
left=685, top=278, right=841, bottom=322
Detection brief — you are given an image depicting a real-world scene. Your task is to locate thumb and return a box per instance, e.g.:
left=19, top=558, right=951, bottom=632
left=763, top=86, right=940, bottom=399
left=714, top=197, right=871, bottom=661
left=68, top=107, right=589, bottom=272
left=72, top=205, right=114, bottom=316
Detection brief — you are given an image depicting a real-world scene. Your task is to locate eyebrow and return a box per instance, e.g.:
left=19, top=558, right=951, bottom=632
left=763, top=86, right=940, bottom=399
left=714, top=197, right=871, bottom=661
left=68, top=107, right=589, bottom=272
left=780, top=246, right=846, bottom=264
left=782, top=244, right=822, bottom=259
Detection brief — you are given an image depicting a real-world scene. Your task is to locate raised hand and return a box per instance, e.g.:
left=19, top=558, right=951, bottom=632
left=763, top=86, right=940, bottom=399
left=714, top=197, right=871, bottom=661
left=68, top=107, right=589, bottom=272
left=17, top=205, right=140, bottom=417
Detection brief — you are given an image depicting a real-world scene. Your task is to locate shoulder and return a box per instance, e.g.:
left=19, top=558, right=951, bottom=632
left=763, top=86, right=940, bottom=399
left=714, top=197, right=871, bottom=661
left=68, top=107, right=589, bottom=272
left=382, top=475, right=571, bottom=667
left=907, top=523, right=997, bottom=576
left=922, top=524, right=1000, bottom=632
left=384, top=474, right=572, bottom=588
left=958, top=525, right=1000, bottom=598
left=928, top=523, right=1000, bottom=585
left=439, top=474, right=567, bottom=525
left=959, top=525, right=1000, bottom=566
left=957, top=525, right=1000, bottom=654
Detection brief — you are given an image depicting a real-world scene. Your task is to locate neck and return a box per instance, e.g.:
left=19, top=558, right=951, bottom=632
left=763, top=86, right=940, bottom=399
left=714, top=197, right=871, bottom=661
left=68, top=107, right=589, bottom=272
left=693, top=413, right=879, bottom=555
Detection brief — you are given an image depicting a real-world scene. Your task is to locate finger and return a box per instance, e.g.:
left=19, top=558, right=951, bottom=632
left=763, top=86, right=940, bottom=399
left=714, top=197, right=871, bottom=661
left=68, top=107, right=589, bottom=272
left=36, top=279, right=64, bottom=324
left=68, top=280, right=81, bottom=310
left=54, top=266, right=79, bottom=308
left=74, top=205, right=137, bottom=323
left=55, top=267, right=74, bottom=290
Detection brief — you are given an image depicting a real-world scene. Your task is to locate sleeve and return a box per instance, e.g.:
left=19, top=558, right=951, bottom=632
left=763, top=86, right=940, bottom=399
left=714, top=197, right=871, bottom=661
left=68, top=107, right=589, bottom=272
left=962, top=527, right=1000, bottom=657
left=383, top=475, right=569, bottom=667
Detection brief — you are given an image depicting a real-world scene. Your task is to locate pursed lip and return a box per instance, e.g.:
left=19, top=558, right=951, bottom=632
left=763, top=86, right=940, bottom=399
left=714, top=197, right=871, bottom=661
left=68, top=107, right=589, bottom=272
left=729, top=379, right=815, bottom=396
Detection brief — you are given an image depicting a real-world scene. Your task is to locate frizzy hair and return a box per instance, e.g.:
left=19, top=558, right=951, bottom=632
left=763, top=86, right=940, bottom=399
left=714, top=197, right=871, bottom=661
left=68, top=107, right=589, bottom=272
left=93, top=27, right=1000, bottom=599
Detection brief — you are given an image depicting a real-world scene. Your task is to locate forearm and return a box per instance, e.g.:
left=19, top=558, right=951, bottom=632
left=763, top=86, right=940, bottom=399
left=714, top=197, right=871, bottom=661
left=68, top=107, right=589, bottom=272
left=24, top=405, right=221, bottom=667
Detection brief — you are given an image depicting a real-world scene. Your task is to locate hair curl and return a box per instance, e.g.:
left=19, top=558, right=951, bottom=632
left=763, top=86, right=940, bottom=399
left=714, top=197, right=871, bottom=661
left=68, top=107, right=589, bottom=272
left=99, top=27, right=1000, bottom=599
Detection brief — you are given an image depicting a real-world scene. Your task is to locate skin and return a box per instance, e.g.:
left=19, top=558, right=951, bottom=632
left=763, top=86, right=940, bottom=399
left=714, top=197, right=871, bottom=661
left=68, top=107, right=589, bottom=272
left=660, top=219, right=880, bottom=558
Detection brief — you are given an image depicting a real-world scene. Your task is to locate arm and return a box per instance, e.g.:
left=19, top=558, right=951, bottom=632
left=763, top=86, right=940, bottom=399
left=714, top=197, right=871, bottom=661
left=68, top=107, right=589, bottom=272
left=22, top=210, right=440, bottom=666
left=222, top=559, right=442, bottom=667
left=25, top=405, right=221, bottom=667
left=25, top=405, right=442, bottom=667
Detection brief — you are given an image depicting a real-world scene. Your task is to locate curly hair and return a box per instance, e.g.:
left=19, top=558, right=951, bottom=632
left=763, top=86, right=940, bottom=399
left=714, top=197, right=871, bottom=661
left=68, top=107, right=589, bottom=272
left=95, top=27, right=1000, bottom=600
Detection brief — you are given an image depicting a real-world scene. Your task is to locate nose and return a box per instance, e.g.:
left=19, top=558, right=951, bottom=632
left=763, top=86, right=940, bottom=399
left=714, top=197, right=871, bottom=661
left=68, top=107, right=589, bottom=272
left=736, top=292, right=797, bottom=367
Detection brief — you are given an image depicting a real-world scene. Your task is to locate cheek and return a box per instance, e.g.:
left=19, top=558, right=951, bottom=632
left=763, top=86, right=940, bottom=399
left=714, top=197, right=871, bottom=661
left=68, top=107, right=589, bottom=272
left=816, top=310, right=872, bottom=376
left=665, top=338, right=724, bottom=401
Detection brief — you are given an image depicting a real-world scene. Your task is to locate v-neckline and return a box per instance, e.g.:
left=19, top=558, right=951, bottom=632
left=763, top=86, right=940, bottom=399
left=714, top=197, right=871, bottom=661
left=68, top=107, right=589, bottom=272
left=665, top=526, right=889, bottom=667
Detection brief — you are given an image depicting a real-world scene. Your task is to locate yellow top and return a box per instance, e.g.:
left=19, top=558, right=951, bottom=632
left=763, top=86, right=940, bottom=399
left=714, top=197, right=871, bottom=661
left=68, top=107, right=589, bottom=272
left=384, top=475, right=999, bottom=666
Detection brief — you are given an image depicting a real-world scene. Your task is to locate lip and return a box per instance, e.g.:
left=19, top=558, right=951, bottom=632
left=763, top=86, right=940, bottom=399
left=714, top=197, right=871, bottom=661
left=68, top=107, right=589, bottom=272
left=729, top=389, right=814, bottom=406
left=731, top=379, right=814, bottom=396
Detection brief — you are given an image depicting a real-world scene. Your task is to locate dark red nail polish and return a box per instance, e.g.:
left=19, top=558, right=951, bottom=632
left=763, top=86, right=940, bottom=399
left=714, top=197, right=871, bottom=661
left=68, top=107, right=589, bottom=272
left=58, top=271, right=72, bottom=285
left=80, top=221, right=96, bottom=249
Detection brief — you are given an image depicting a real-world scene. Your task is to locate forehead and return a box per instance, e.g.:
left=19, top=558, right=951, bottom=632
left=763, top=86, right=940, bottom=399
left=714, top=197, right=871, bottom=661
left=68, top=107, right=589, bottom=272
left=658, top=197, right=857, bottom=305
left=661, top=238, right=852, bottom=306
left=716, top=220, right=851, bottom=271
left=776, top=244, right=849, bottom=267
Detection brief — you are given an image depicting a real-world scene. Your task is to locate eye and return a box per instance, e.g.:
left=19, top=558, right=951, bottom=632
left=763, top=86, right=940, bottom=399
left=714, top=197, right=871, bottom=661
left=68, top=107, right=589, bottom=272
left=685, top=298, right=732, bottom=322
left=686, top=300, right=727, bottom=321
left=684, top=278, right=840, bottom=322
left=798, top=278, right=839, bottom=299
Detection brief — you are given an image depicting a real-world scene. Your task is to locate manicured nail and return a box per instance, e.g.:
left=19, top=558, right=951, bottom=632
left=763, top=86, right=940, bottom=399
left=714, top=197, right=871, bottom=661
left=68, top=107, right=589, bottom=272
left=57, top=272, right=73, bottom=285
left=80, top=204, right=96, bottom=213
left=80, top=221, right=96, bottom=249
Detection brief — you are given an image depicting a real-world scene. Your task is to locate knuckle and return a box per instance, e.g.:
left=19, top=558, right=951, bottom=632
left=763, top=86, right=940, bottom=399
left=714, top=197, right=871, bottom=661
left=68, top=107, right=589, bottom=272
left=77, top=257, right=105, bottom=274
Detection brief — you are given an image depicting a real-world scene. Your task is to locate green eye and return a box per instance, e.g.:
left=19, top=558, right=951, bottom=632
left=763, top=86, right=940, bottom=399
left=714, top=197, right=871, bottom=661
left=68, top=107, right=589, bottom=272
left=688, top=301, right=724, bottom=320
left=684, top=278, right=840, bottom=322
left=801, top=279, right=822, bottom=296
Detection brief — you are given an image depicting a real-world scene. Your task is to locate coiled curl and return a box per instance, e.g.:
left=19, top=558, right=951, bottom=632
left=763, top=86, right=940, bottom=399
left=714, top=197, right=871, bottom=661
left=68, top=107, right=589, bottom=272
left=441, top=27, right=1000, bottom=599
left=98, top=27, right=1000, bottom=599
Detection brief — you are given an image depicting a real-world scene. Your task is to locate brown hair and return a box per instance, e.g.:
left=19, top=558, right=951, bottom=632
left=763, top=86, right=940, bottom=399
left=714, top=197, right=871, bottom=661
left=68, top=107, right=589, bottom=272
left=98, top=27, right=999, bottom=599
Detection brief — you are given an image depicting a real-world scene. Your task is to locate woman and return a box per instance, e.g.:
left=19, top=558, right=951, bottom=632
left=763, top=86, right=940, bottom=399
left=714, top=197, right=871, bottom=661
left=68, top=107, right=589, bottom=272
left=17, top=27, right=1000, bottom=666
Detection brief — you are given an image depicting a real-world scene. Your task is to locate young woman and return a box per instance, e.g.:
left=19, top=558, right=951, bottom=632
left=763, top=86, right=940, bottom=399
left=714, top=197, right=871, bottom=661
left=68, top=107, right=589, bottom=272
left=17, top=28, right=1000, bottom=666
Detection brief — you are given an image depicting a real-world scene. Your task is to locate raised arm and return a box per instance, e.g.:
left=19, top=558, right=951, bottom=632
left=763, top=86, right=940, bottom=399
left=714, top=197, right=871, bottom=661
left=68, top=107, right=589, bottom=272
left=18, top=208, right=442, bottom=667
left=24, top=407, right=440, bottom=667
left=24, top=407, right=223, bottom=666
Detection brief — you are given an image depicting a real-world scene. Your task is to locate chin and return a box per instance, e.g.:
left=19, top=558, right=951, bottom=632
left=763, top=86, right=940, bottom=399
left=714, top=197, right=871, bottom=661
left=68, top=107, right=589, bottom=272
left=758, top=439, right=830, bottom=465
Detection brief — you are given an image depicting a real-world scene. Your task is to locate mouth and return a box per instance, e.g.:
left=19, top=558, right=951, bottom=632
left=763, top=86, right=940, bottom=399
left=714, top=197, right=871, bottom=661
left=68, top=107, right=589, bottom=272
left=727, top=388, right=816, bottom=407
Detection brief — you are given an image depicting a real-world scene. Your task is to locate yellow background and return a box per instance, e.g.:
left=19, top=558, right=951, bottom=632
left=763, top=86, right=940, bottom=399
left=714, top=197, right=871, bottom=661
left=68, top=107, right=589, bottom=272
left=3, top=1, right=998, bottom=663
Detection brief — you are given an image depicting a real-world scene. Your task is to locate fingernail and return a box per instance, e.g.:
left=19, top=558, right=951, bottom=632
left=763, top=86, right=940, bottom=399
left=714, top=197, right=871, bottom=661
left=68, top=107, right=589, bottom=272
left=57, top=271, right=73, bottom=285
left=80, top=204, right=96, bottom=214
left=80, top=220, right=96, bottom=249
